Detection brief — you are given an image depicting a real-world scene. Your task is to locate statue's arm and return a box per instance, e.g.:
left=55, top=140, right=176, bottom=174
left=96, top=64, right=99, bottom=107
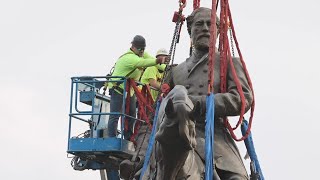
left=214, top=58, right=253, bottom=117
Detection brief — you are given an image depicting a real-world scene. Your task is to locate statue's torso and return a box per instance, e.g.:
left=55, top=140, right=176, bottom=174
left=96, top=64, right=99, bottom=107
left=169, top=53, right=248, bottom=178
left=172, top=54, right=221, bottom=97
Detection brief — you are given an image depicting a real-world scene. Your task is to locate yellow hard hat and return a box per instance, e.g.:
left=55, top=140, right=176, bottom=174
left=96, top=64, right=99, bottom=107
left=156, top=48, right=169, bottom=57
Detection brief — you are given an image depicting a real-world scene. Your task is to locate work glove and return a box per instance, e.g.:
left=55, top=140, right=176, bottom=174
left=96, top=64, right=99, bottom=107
left=160, top=83, right=171, bottom=97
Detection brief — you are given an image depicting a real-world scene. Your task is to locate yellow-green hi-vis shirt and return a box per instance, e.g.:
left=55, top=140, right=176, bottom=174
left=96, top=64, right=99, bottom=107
left=141, top=65, right=165, bottom=101
left=106, top=49, right=163, bottom=96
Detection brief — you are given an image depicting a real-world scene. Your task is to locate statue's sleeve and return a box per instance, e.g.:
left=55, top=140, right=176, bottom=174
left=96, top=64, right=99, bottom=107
left=214, top=58, right=253, bottom=117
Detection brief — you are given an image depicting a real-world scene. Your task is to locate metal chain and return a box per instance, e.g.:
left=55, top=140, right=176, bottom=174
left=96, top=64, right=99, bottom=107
left=163, top=16, right=183, bottom=74
left=229, top=27, right=235, bottom=57
left=168, top=19, right=183, bottom=64
left=171, top=22, right=182, bottom=65
left=158, top=16, right=183, bottom=102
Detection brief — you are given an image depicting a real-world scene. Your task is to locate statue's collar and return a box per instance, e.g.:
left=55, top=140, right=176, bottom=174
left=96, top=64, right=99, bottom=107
left=192, top=51, right=208, bottom=62
left=187, top=53, right=209, bottom=78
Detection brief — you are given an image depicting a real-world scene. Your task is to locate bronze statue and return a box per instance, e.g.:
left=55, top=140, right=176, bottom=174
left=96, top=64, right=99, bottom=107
left=120, top=7, right=253, bottom=180
left=163, top=7, right=253, bottom=179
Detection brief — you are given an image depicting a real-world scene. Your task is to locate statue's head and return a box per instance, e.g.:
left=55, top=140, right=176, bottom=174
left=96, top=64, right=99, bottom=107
left=186, top=7, right=219, bottom=52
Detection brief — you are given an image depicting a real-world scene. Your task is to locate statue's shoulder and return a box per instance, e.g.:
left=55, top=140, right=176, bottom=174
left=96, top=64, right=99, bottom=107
left=166, top=64, right=178, bottom=71
left=230, top=57, right=245, bottom=70
left=174, top=57, right=190, bottom=71
left=164, top=58, right=190, bottom=87
left=231, top=56, right=240, bottom=61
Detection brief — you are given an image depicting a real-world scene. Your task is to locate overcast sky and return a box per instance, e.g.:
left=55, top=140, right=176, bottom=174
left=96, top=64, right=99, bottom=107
left=1, top=0, right=319, bottom=179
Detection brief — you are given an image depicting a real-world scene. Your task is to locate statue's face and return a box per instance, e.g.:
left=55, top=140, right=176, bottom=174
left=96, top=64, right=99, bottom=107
left=190, top=9, right=211, bottom=51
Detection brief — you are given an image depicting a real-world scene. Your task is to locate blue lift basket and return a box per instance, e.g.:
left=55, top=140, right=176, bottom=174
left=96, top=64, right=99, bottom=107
left=67, top=76, right=136, bottom=172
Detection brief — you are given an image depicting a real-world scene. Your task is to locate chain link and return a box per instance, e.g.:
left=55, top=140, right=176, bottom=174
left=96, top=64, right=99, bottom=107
left=168, top=18, right=183, bottom=64
left=160, top=15, right=184, bottom=95
left=229, top=27, right=235, bottom=57
left=171, top=22, right=182, bottom=65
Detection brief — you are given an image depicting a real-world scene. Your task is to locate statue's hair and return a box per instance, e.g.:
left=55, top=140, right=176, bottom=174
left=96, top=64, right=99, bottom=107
left=186, top=7, right=220, bottom=36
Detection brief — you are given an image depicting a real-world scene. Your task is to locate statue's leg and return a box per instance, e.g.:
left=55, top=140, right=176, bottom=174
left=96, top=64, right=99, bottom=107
left=215, top=124, right=248, bottom=180
left=212, top=124, right=249, bottom=180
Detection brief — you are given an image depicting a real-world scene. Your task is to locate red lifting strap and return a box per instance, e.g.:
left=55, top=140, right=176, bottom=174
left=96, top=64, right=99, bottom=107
left=193, top=0, right=200, bottom=10
left=124, top=79, right=155, bottom=143
left=208, top=0, right=255, bottom=141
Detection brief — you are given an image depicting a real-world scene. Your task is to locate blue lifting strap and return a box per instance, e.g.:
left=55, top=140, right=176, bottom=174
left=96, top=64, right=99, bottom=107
left=139, top=100, right=161, bottom=180
left=205, top=93, right=215, bottom=180
left=241, top=120, right=265, bottom=180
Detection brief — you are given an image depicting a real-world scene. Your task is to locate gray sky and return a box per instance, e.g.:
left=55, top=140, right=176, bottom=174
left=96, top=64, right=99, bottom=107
left=1, top=0, right=319, bottom=179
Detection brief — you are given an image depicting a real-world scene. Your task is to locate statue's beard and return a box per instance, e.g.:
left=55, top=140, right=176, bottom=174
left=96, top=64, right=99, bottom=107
left=194, top=42, right=209, bottom=52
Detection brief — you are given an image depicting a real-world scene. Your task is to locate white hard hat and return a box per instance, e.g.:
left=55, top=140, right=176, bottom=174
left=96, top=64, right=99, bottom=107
left=156, top=48, right=169, bottom=57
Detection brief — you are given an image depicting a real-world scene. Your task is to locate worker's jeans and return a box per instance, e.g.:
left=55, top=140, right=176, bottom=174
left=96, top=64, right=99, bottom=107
left=107, top=88, right=136, bottom=140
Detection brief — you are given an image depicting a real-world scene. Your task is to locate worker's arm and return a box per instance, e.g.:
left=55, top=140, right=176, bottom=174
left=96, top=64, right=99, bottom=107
left=141, top=67, right=160, bottom=89
left=133, top=52, right=166, bottom=68
left=142, top=51, right=153, bottom=59
left=148, top=78, right=160, bottom=89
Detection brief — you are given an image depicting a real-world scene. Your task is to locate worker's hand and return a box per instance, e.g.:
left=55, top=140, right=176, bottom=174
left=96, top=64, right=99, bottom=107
left=164, top=55, right=170, bottom=64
